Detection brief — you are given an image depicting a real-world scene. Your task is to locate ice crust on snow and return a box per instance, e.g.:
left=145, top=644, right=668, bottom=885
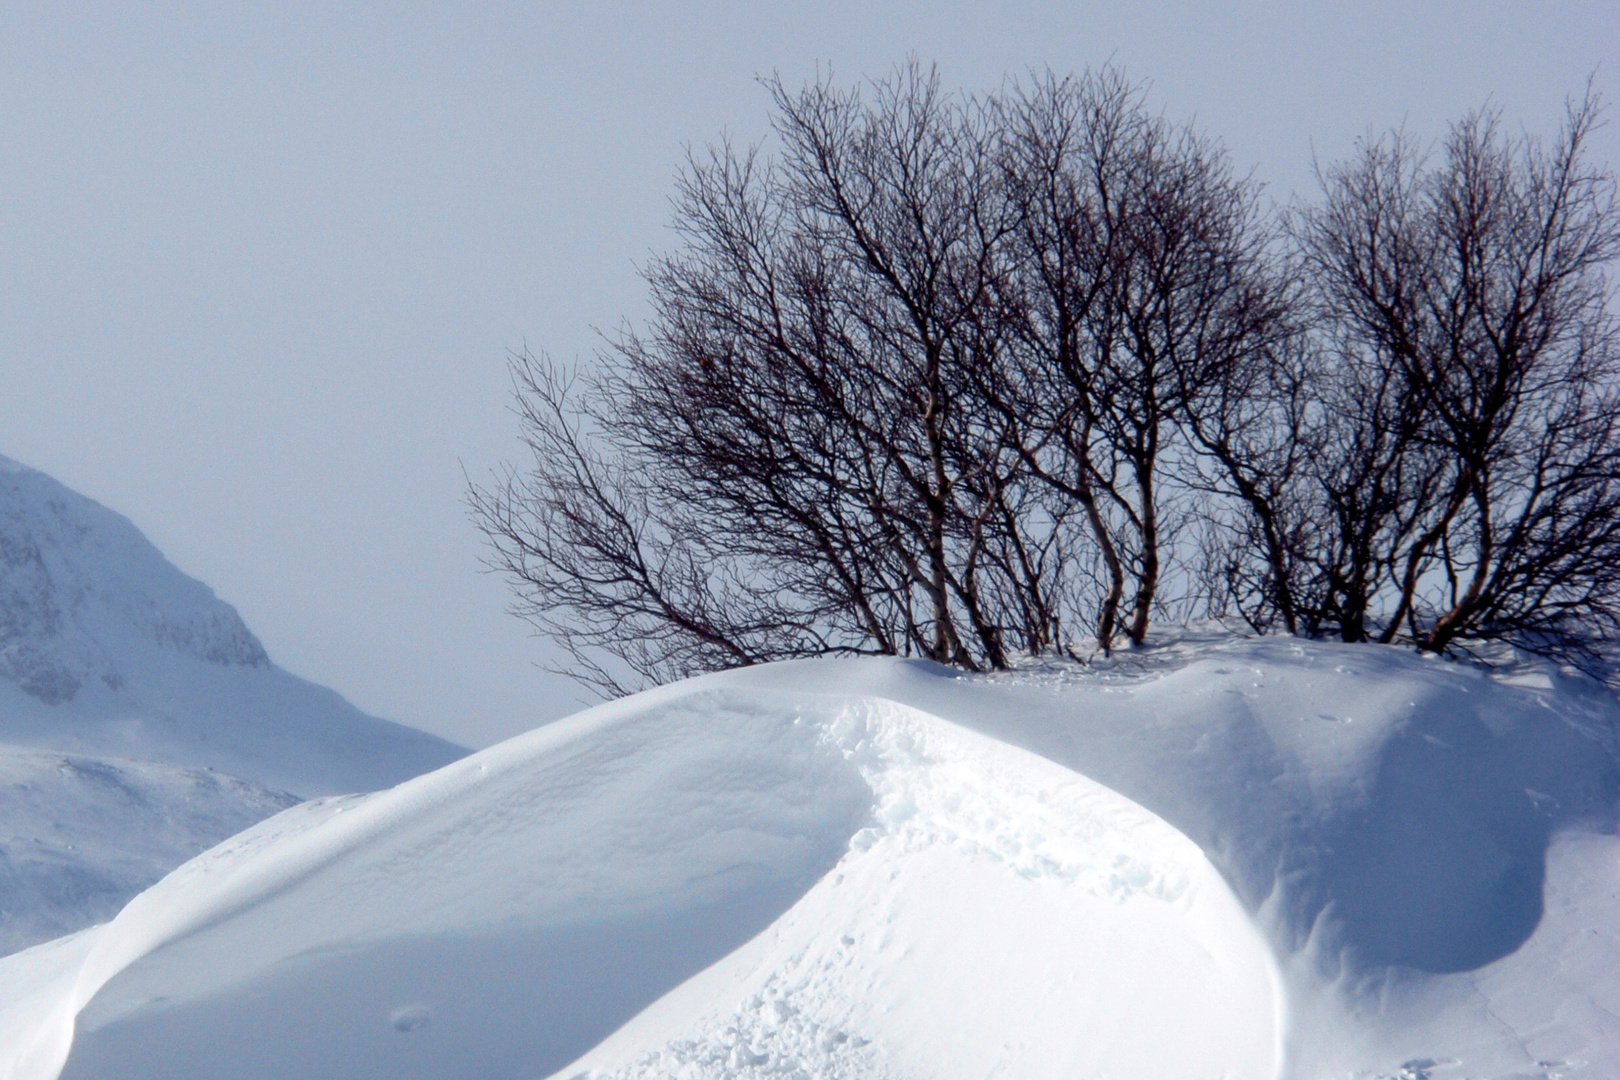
left=0, top=637, right=1616, bottom=1080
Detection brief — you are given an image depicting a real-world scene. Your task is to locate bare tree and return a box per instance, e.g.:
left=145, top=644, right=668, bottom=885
left=1178, top=326, right=1317, bottom=637
left=473, top=64, right=1049, bottom=689
left=472, top=65, right=1620, bottom=693
left=994, top=69, right=1290, bottom=650
left=467, top=357, right=805, bottom=695
left=1292, top=90, right=1620, bottom=662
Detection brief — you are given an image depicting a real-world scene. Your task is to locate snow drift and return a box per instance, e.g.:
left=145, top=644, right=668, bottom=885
left=1, top=638, right=1616, bottom=1080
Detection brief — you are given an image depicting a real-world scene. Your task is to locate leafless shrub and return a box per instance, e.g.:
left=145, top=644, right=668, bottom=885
left=1286, top=90, right=1620, bottom=665
left=471, top=67, right=1620, bottom=691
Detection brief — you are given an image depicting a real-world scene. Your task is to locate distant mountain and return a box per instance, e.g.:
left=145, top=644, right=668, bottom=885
left=0, top=745, right=299, bottom=956
left=0, top=454, right=465, bottom=796
left=0, top=453, right=467, bottom=956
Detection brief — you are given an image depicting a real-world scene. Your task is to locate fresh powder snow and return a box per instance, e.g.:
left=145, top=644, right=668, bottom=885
left=0, top=635, right=1614, bottom=1079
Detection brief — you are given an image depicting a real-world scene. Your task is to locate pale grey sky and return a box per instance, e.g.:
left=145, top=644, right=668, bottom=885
left=2, top=2, right=1615, bottom=747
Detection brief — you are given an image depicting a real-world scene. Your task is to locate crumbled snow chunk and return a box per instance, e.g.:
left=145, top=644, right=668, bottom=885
left=387, top=1003, right=431, bottom=1032
left=588, top=976, right=896, bottom=1080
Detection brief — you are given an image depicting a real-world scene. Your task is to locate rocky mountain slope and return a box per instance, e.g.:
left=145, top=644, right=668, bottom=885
left=0, top=454, right=465, bottom=955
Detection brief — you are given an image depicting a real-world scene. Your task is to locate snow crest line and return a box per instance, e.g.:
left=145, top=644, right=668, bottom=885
left=4, top=687, right=664, bottom=1080
left=5, top=686, right=1285, bottom=1080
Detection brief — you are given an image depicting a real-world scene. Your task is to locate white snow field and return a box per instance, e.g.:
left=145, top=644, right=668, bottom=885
left=1, top=637, right=1616, bottom=1080
left=1, top=454, right=466, bottom=955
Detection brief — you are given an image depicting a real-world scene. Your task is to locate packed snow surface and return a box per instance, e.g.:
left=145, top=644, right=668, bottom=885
left=0, top=453, right=465, bottom=956
left=1, top=637, right=1617, bottom=1080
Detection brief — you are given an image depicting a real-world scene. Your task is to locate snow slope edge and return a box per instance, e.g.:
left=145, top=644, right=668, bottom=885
left=5, top=686, right=1284, bottom=1080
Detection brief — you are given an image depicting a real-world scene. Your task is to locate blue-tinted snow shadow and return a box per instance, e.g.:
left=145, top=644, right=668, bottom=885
left=1277, top=665, right=1620, bottom=975
left=60, top=882, right=811, bottom=1080
left=923, top=638, right=1620, bottom=978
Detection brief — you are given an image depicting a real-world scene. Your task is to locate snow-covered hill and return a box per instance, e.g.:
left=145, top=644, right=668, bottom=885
left=0, top=454, right=465, bottom=797
left=0, top=453, right=466, bottom=957
left=1, top=637, right=1615, bottom=1080
left=0, top=746, right=298, bottom=956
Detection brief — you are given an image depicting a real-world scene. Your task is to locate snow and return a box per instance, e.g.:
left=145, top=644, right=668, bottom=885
left=1, top=454, right=466, bottom=956
left=0, top=746, right=297, bottom=955
left=0, top=453, right=465, bottom=797
left=0, top=636, right=1616, bottom=1079
left=564, top=695, right=1281, bottom=1080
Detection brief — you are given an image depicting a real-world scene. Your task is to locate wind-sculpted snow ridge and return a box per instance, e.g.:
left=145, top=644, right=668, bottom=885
left=564, top=696, right=1281, bottom=1080
left=0, top=686, right=1282, bottom=1080
left=0, top=640, right=1616, bottom=1079
left=0, top=453, right=464, bottom=798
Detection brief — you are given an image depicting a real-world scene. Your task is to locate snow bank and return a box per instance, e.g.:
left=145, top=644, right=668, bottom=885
left=1, top=637, right=1615, bottom=1080
left=718, top=642, right=1620, bottom=1077
left=2, top=685, right=1280, bottom=1080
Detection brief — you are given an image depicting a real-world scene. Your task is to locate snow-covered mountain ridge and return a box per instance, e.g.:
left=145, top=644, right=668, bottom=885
left=0, top=747, right=298, bottom=956
left=0, top=454, right=466, bottom=958
left=0, top=454, right=265, bottom=706
left=0, top=453, right=464, bottom=796
left=2, top=636, right=1615, bottom=1079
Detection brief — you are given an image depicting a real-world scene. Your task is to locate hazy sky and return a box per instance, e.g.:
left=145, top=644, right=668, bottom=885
left=2, top=2, right=1615, bottom=747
